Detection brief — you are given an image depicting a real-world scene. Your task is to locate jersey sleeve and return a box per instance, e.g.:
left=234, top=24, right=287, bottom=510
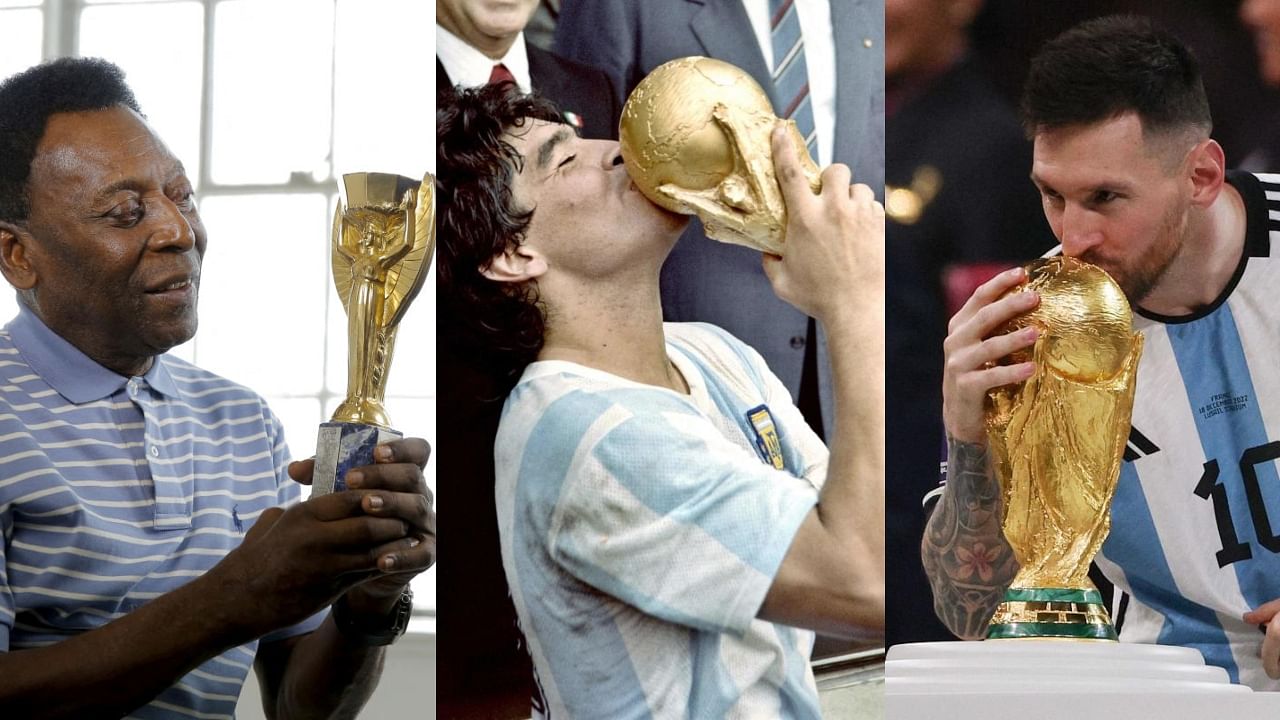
left=741, top=335, right=830, bottom=490
left=530, top=393, right=819, bottom=637
left=676, top=321, right=830, bottom=489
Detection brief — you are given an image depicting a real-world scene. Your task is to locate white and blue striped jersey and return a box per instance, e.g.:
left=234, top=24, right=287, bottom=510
left=0, top=307, right=321, bottom=719
left=1085, top=171, right=1280, bottom=691
left=495, top=322, right=829, bottom=719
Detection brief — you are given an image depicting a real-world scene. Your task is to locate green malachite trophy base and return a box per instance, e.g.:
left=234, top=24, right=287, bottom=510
left=987, top=622, right=1117, bottom=640
left=986, top=587, right=1118, bottom=641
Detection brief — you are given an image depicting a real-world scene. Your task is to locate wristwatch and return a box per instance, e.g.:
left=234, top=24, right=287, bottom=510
left=332, top=588, right=414, bottom=646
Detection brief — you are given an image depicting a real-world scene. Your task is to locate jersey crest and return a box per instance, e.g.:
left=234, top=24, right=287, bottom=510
left=746, top=404, right=785, bottom=470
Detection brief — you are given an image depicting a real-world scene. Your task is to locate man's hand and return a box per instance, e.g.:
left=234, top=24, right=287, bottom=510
left=212, top=488, right=409, bottom=636
left=1245, top=601, right=1280, bottom=678
left=289, top=437, right=436, bottom=611
left=762, top=121, right=884, bottom=325
left=941, top=267, right=1041, bottom=444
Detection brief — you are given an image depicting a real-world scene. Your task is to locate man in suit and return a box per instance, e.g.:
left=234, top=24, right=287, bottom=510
left=435, top=2, right=623, bottom=715
left=436, top=0, right=620, bottom=141
left=555, top=0, right=884, bottom=439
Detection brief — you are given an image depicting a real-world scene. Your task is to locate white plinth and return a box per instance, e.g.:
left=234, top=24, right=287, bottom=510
left=886, top=641, right=1280, bottom=719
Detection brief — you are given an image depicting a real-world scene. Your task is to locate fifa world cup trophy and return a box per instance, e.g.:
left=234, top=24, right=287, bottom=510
left=312, top=172, right=434, bottom=495
left=985, top=256, right=1143, bottom=640
left=618, top=56, right=823, bottom=255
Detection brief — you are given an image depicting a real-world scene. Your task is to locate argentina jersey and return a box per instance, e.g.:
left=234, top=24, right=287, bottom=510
left=1094, top=170, right=1280, bottom=691
left=494, top=322, right=829, bottom=719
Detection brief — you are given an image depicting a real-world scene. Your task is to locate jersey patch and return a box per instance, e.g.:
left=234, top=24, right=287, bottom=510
left=746, top=404, right=785, bottom=470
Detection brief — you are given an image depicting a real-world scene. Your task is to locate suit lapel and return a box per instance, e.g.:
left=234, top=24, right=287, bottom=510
left=528, top=45, right=555, bottom=96
left=688, top=0, right=778, bottom=109
left=831, top=0, right=858, bottom=165
left=528, top=46, right=594, bottom=134
left=830, top=0, right=882, bottom=181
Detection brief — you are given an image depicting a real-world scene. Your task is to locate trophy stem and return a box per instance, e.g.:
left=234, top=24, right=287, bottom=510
left=332, top=325, right=398, bottom=429
left=987, top=586, right=1118, bottom=641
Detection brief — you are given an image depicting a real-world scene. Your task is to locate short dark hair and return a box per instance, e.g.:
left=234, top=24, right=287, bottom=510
left=1021, top=15, right=1211, bottom=141
left=437, top=83, right=563, bottom=385
left=0, top=57, right=142, bottom=223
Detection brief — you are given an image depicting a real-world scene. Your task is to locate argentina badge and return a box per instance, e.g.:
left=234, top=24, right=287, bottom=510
left=746, top=404, right=786, bottom=470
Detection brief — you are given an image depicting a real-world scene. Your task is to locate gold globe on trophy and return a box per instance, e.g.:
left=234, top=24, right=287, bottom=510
left=984, top=256, right=1143, bottom=640
left=618, top=56, right=822, bottom=255
left=312, top=172, right=434, bottom=496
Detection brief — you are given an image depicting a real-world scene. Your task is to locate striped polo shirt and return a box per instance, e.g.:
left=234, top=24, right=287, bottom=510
left=0, top=306, right=321, bottom=719
left=496, top=322, right=829, bottom=718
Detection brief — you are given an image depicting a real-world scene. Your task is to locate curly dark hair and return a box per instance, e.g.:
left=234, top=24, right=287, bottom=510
left=437, top=83, right=564, bottom=386
left=0, top=57, right=142, bottom=224
left=1021, top=15, right=1211, bottom=141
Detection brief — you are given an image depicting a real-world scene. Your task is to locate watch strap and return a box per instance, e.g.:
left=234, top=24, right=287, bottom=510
left=332, top=588, right=413, bottom=647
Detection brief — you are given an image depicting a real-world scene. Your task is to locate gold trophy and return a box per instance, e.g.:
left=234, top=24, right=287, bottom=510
left=984, top=256, right=1143, bottom=640
left=618, top=56, right=822, bottom=255
left=312, top=172, right=434, bottom=496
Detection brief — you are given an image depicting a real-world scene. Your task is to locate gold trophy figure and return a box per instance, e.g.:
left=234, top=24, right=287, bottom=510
left=312, top=172, right=434, bottom=496
left=984, top=256, right=1143, bottom=640
left=619, top=56, right=822, bottom=255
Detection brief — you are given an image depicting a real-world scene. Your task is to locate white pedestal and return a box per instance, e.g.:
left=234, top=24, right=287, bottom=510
left=886, top=641, right=1280, bottom=719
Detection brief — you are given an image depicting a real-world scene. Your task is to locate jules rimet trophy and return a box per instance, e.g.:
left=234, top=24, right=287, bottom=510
left=619, top=56, right=822, bottom=255
left=312, top=172, right=433, bottom=496
left=984, top=256, right=1143, bottom=640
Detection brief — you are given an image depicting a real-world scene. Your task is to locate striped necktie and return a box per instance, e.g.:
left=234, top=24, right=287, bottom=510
left=769, top=0, right=817, bottom=160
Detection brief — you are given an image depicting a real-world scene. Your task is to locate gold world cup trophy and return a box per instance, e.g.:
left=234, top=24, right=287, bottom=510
left=619, top=56, right=822, bottom=255
left=311, top=172, right=434, bottom=496
left=984, top=256, right=1143, bottom=640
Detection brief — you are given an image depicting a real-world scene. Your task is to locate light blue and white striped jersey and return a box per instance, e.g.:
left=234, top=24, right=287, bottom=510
left=1082, top=171, right=1280, bottom=691
left=0, top=306, right=321, bottom=719
left=495, top=322, right=829, bottom=719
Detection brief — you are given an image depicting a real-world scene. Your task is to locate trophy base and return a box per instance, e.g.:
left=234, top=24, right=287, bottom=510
left=986, top=587, right=1117, bottom=641
left=886, top=640, right=1280, bottom=720
left=311, top=421, right=403, bottom=496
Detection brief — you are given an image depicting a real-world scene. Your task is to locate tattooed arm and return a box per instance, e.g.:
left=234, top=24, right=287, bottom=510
left=921, top=438, right=1017, bottom=639
left=925, top=266, right=1041, bottom=639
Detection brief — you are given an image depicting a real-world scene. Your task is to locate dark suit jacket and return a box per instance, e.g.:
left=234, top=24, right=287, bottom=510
left=555, top=0, right=884, bottom=434
left=436, top=43, right=621, bottom=141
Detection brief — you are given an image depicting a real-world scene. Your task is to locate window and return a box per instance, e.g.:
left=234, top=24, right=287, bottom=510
left=7, top=0, right=436, bottom=621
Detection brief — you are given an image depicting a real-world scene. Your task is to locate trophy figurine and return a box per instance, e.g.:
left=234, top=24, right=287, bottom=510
left=312, top=172, right=434, bottom=496
left=618, top=56, right=822, bottom=255
left=984, top=256, right=1143, bottom=640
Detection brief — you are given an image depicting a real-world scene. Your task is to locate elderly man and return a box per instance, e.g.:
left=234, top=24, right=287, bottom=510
left=438, top=84, right=884, bottom=718
left=923, top=16, right=1280, bottom=689
left=436, top=0, right=618, bottom=139
left=0, top=58, right=434, bottom=718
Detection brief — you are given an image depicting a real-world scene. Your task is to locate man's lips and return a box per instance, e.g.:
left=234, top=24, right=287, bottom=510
left=144, top=274, right=198, bottom=294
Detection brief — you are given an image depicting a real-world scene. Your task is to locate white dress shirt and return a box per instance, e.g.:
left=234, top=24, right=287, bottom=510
left=436, top=24, right=534, bottom=94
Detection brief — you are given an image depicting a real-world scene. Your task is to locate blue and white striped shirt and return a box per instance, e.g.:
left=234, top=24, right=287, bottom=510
left=496, top=323, right=829, bottom=718
left=0, top=306, right=320, bottom=719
